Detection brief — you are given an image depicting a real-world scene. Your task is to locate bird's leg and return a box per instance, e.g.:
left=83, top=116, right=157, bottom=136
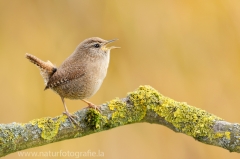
left=61, top=97, right=78, bottom=125
left=81, top=99, right=101, bottom=112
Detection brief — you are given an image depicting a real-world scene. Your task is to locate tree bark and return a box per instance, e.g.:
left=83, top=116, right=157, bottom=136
left=0, top=85, right=239, bottom=157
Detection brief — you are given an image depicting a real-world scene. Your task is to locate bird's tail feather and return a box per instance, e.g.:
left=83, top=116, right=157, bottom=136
left=25, top=53, right=57, bottom=85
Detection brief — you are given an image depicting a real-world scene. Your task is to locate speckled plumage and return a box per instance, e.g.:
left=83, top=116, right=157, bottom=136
left=26, top=37, right=118, bottom=125
left=48, top=45, right=110, bottom=100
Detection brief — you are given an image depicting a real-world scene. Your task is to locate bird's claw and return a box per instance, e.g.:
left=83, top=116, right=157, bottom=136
left=86, top=104, right=101, bottom=113
left=63, top=111, right=79, bottom=126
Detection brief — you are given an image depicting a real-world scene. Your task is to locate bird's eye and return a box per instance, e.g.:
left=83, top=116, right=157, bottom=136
left=94, top=44, right=100, bottom=48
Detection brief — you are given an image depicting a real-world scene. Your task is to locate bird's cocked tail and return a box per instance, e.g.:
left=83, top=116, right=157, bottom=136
left=25, top=53, right=57, bottom=85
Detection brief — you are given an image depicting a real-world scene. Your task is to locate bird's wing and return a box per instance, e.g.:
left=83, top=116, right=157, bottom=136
left=45, top=66, right=85, bottom=90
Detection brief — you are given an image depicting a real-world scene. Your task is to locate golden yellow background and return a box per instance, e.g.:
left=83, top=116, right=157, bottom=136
left=1, top=0, right=240, bottom=158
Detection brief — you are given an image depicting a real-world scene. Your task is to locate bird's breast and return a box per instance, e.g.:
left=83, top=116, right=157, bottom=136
left=52, top=54, right=110, bottom=100
left=84, top=56, right=110, bottom=98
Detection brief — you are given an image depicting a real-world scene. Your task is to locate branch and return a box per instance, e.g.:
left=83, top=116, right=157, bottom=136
left=0, top=85, right=239, bottom=157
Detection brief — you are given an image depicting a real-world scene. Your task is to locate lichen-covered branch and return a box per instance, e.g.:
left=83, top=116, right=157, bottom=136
left=0, top=85, right=240, bottom=157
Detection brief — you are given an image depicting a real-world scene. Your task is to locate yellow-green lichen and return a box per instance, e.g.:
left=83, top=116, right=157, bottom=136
left=0, top=137, right=4, bottom=148
left=85, top=109, right=107, bottom=130
left=215, top=132, right=224, bottom=138
left=108, top=97, right=147, bottom=126
left=109, top=98, right=127, bottom=120
left=0, top=128, right=16, bottom=151
left=30, top=115, right=67, bottom=140
left=129, top=85, right=222, bottom=139
left=225, top=131, right=231, bottom=140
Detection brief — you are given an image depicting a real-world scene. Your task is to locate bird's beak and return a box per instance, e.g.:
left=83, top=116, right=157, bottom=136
left=102, top=39, right=120, bottom=50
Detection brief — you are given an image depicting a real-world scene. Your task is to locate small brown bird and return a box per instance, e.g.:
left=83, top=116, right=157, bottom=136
left=26, top=37, right=119, bottom=124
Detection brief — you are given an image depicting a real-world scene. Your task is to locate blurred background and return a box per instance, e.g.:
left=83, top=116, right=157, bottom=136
left=1, top=0, right=240, bottom=158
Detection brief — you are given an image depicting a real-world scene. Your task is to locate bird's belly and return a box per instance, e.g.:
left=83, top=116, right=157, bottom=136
left=52, top=58, right=108, bottom=100
left=87, top=79, right=103, bottom=97
left=52, top=77, right=104, bottom=100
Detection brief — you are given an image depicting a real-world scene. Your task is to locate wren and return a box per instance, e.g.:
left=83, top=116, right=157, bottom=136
left=25, top=37, right=119, bottom=124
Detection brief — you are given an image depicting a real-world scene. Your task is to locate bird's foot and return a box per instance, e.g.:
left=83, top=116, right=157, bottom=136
left=87, top=103, right=101, bottom=112
left=82, top=99, right=101, bottom=112
left=63, top=111, right=79, bottom=126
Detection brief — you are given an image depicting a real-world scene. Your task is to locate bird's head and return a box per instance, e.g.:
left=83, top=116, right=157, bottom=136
left=78, top=37, right=119, bottom=58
